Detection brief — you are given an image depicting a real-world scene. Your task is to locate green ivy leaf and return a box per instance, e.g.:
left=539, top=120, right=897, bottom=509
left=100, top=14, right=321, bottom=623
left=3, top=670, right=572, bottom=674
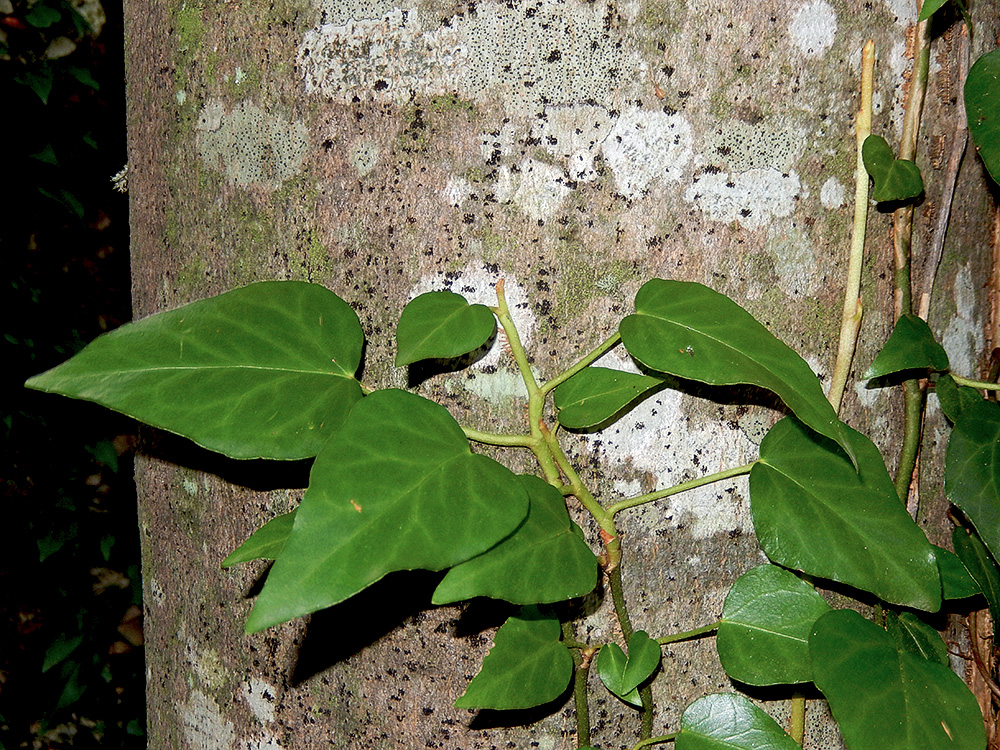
left=245, top=389, right=529, bottom=632
left=946, top=400, right=1000, bottom=561
left=862, top=135, right=925, bottom=203
left=811, top=609, right=984, bottom=750
left=751, top=416, right=941, bottom=612
left=25, top=281, right=365, bottom=460
left=952, top=527, right=1000, bottom=637
left=595, top=631, right=660, bottom=707
left=966, top=49, right=1000, bottom=185
left=455, top=606, right=572, bottom=710
left=717, top=564, right=832, bottom=686
left=42, top=634, right=84, bottom=673
left=935, top=545, right=981, bottom=600
left=885, top=611, right=948, bottom=666
left=917, top=0, right=947, bottom=20
left=554, top=367, right=662, bottom=429
left=222, top=510, right=297, bottom=568
left=432, top=475, right=598, bottom=605
left=936, top=374, right=983, bottom=424
left=620, top=280, right=855, bottom=466
left=395, top=291, right=496, bottom=366
left=676, top=693, right=801, bottom=750
left=864, top=314, right=949, bottom=379
left=25, top=3, right=61, bottom=27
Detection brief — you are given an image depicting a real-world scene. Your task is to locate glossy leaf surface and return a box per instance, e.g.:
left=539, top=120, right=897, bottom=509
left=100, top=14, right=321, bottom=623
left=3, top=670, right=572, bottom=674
left=395, top=291, right=496, bottom=366
left=717, top=564, right=831, bottom=686
left=935, top=545, right=981, bottom=600
left=554, top=367, right=662, bottom=429
left=246, top=390, right=528, bottom=632
left=946, top=400, right=1000, bottom=561
left=676, top=693, right=801, bottom=750
left=620, top=280, right=853, bottom=464
left=455, top=606, right=572, bottom=710
left=966, top=49, right=1000, bottom=185
left=936, top=374, right=983, bottom=424
left=25, top=281, right=364, bottom=460
left=751, top=417, right=940, bottom=611
left=811, top=610, right=984, bottom=750
left=953, top=527, right=1000, bottom=636
left=885, top=611, right=948, bottom=666
left=432, top=475, right=598, bottom=605
left=222, top=510, right=297, bottom=568
left=862, top=135, right=924, bottom=202
left=864, top=314, right=949, bottom=379
left=917, top=0, right=947, bottom=19
left=595, top=631, right=660, bottom=707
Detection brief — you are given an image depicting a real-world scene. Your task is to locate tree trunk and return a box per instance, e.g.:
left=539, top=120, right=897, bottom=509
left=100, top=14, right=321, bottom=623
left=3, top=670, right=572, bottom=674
left=124, top=0, right=998, bottom=746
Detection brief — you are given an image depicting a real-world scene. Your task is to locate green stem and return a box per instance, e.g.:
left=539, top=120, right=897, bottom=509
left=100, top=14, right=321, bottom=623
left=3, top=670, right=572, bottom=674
left=606, top=463, right=755, bottom=518
left=656, top=621, right=720, bottom=646
left=894, top=379, right=925, bottom=504
left=541, top=332, right=622, bottom=396
left=790, top=693, right=806, bottom=745
left=829, top=38, right=875, bottom=415
left=565, top=620, right=592, bottom=749
left=462, top=427, right=537, bottom=447
left=632, top=732, right=678, bottom=749
left=950, top=375, right=1000, bottom=391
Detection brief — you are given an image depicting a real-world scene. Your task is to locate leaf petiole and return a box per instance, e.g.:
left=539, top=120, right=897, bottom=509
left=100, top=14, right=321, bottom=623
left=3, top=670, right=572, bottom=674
left=606, top=463, right=756, bottom=517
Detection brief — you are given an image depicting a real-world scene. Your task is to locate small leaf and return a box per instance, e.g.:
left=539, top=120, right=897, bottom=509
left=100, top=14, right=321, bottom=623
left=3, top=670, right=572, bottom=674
left=953, top=527, right=1000, bottom=637
left=676, top=693, right=801, bottom=750
left=935, top=544, right=981, bottom=600
left=751, top=416, right=941, bottom=611
left=246, top=390, right=528, bottom=632
left=432, top=475, right=598, bottom=605
left=936, top=374, right=983, bottom=424
left=946, top=400, right=1000, bottom=562
left=862, top=135, right=925, bottom=202
left=917, top=0, right=947, bottom=20
left=26, top=281, right=365, bottom=460
left=222, top=510, right=297, bottom=568
left=25, top=3, right=61, bottom=27
left=455, top=606, right=572, bottom=710
left=620, top=280, right=855, bottom=465
left=966, top=49, right=1000, bottom=185
left=885, top=611, right=948, bottom=666
left=864, top=314, right=949, bottom=379
left=717, top=564, right=832, bottom=686
left=395, top=291, right=496, bottom=366
left=554, top=367, right=662, bottom=429
left=596, top=631, right=660, bottom=706
left=42, top=634, right=84, bottom=673
left=811, top=609, right=984, bottom=750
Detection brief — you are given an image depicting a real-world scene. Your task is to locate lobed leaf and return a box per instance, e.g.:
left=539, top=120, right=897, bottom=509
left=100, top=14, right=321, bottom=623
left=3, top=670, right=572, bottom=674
left=717, top=564, right=832, bottom=686
left=751, top=417, right=941, bottom=611
left=946, top=400, right=1000, bottom=562
left=395, top=291, right=496, bottom=366
left=619, top=279, right=855, bottom=465
left=676, top=693, right=801, bottom=750
left=554, top=367, right=662, bottom=429
left=245, top=389, right=529, bottom=632
left=863, top=314, right=949, bottom=379
left=25, top=281, right=364, bottom=460
left=222, top=510, right=297, bottom=568
left=455, top=606, right=572, bottom=710
left=811, top=609, right=984, bottom=750
left=966, top=49, right=1000, bottom=185
left=432, top=474, right=598, bottom=605
left=862, top=135, right=924, bottom=203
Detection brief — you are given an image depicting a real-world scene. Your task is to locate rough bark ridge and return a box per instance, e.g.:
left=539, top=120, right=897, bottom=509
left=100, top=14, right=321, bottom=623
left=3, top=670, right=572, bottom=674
left=124, top=0, right=998, bottom=746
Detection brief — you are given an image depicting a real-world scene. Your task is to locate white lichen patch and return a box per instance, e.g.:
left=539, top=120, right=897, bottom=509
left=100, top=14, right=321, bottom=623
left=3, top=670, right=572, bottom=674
left=882, top=0, right=917, bottom=24
left=767, top=220, right=819, bottom=298
left=464, top=367, right=531, bottom=404
left=297, top=0, right=635, bottom=112
left=820, top=177, right=846, bottom=209
left=443, top=176, right=473, bottom=207
left=180, top=690, right=236, bottom=750
left=196, top=100, right=308, bottom=188
left=788, top=0, right=837, bottom=59
left=242, top=678, right=277, bottom=723
left=684, top=169, right=801, bottom=229
left=494, top=158, right=573, bottom=221
left=603, top=108, right=694, bottom=199
left=941, top=265, right=979, bottom=376
left=532, top=104, right=615, bottom=183
left=184, top=635, right=227, bottom=691
left=348, top=137, right=380, bottom=176
left=705, top=120, right=802, bottom=173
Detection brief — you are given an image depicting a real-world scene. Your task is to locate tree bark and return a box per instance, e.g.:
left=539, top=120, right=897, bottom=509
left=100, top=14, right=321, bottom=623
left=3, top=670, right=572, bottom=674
left=124, top=0, right=998, bottom=747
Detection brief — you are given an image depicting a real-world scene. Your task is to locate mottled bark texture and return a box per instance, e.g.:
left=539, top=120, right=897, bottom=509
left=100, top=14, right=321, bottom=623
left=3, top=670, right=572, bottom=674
left=124, top=0, right=998, bottom=746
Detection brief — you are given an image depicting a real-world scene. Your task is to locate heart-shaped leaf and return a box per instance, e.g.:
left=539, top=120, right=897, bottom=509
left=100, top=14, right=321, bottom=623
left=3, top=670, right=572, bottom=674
left=620, top=280, right=854, bottom=465
left=934, top=545, right=981, bottom=600
left=864, top=314, right=950, bottom=379
left=717, top=564, right=832, bottom=686
left=432, top=475, right=598, bottom=605
left=554, top=367, right=662, bottom=429
left=596, top=631, right=660, bottom=706
left=455, top=606, right=572, bottom=710
left=676, top=693, right=801, bottom=750
left=885, top=611, right=948, bottom=666
left=966, top=49, right=1000, bottom=185
left=222, top=510, right=297, bottom=568
left=946, top=400, right=1000, bottom=561
left=395, top=291, right=496, bottom=366
left=953, top=527, right=1000, bottom=637
left=862, top=135, right=924, bottom=203
left=245, top=389, right=529, bottom=632
left=811, top=609, right=984, bottom=750
left=751, top=416, right=941, bottom=611
left=25, top=281, right=364, bottom=460
left=936, top=374, right=983, bottom=424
